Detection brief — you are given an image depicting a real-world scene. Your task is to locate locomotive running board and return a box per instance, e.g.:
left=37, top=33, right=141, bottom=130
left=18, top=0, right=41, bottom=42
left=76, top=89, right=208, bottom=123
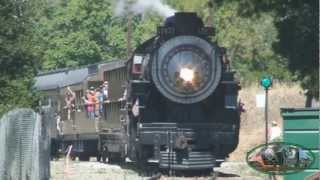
left=137, top=122, right=237, bottom=148
left=138, top=122, right=235, bottom=131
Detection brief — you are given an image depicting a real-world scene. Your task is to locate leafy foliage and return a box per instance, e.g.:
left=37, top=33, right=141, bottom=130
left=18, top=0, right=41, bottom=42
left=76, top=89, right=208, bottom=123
left=237, top=0, right=319, bottom=99
left=167, top=0, right=293, bottom=83
left=37, top=0, right=115, bottom=69
left=37, top=0, right=163, bottom=70
left=0, top=0, right=318, bottom=116
left=213, top=2, right=291, bottom=83
left=274, top=1, right=318, bottom=99
left=0, top=0, right=43, bottom=116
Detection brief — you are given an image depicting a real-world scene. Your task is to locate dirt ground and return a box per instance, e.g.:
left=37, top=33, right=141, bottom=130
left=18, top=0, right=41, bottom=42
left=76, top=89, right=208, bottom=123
left=228, top=83, right=306, bottom=162
left=50, top=159, right=266, bottom=180
left=50, top=158, right=142, bottom=180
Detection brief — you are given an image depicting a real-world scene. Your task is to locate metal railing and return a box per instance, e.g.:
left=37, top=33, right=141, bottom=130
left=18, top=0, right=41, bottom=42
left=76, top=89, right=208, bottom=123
left=0, top=108, right=50, bottom=180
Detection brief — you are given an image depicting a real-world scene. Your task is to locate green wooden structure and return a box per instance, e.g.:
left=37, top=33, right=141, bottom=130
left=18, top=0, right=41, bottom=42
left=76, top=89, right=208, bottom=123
left=282, top=108, right=320, bottom=180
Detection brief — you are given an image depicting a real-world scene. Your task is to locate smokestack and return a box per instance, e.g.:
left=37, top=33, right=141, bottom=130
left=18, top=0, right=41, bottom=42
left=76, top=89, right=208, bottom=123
left=115, top=0, right=176, bottom=58
left=207, top=0, right=214, bottom=26
left=127, top=12, right=132, bottom=58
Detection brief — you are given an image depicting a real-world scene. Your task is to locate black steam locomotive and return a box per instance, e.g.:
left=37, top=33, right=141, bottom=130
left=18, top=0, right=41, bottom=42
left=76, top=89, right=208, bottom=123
left=36, top=12, right=240, bottom=172
left=126, top=12, right=241, bottom=171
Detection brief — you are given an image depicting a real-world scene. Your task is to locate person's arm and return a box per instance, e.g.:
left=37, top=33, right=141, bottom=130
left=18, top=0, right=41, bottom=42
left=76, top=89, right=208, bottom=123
left=103, top=88, right=110, bottom=103
left=64, top=95, right=68, bottom=104
left=64, top=94, right=69, bottom=108
left=67, top=86, right=76, bottom=101
left=82, top=96, right=90, bottom=105
left=95, top=95, right=99, bottom=105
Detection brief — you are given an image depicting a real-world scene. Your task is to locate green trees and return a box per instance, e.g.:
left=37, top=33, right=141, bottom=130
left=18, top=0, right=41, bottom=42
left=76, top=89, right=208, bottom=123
left=37, top=0, right=116, bottom=69
left=0, top=0, right=43, bottom=115
left=213, top=2, right=291, bottom=83
left=236, top=0, right=319, bottom=104
left=0, top=0, right=318, bottom=116
left=168, top=0, right=318, bottom=105
left=37, top=0, right=163, bottom=70
left=167, top=0, right=292, bottom=83
left=273, top=0, right=318, bottom=104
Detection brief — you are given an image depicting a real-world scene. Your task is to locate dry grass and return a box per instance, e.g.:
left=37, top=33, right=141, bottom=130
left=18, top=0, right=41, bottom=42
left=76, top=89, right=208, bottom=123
left=228, top=83, right=306, bottom=162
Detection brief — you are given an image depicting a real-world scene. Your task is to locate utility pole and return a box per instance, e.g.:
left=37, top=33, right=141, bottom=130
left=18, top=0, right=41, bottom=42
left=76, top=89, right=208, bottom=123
left=126, top=0, right=133, bottom=59
left=127, top=13, right=132, bottom=59
left=207, top=0, right=214, bottom=26
left=265, top=88, right=269, bottom=143
left=260, top=76, right=274, bottom=180
left=260, top=76, right=272, bottom=144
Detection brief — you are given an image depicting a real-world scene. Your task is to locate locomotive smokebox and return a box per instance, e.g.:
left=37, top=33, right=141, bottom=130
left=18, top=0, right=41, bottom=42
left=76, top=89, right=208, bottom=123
left=152, top=12, right=222, bottom=104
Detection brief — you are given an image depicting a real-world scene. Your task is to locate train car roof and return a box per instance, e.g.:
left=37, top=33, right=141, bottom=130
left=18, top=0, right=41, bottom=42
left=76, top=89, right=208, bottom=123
left=35, top=60, right=126, bottom=91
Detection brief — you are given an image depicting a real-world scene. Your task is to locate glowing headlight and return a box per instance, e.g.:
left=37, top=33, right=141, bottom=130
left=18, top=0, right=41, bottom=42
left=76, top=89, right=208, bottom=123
left=179, top=68, right=194, bottom=82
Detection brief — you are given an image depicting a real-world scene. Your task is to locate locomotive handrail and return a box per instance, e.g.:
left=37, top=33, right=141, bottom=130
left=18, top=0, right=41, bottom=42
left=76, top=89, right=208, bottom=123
left=70, top=100, right=124, bottom=109
left=220, top=81, right=239, bottom=84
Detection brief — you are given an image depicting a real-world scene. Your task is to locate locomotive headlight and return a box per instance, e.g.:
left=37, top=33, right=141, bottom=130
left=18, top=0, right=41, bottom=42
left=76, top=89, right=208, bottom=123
left=179, top=68, right=194, bottom=82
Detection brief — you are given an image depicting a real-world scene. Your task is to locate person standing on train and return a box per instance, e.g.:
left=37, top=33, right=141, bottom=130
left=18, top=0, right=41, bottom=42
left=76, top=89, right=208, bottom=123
left=55, top=112, right=62, bottom=135
left=102, top=81, right=109, bottom=99
left=95, top=87, right=104, bottom=118
left=118, top=86, right=127, bottom=102
left=90, top=86, right=98, bottom=120
left=83, top=90, right=90, bottom=118
left=118, top=84, right=127, bottom=110
left=64, top=86, right=76, bottom=121
left=98, top=86, right=105, bottom=117
left=102, top=81, right=109, bottom=119
left=82, top=87, right=95, bottom=120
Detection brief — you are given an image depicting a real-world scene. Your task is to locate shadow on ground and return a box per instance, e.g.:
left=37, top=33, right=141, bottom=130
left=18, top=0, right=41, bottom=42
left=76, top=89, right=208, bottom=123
left=118, top=161, right=242, bottom=179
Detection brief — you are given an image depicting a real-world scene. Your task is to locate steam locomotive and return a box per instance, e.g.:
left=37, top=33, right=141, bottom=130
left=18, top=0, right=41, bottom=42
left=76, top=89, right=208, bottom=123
left=36, top=12, right=240, bottom=172
left=125, top=12, right=241, bottom=171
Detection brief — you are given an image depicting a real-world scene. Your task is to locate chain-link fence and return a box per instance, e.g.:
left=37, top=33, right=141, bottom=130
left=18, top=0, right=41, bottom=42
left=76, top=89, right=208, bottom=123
left=0, top=108, right=50, bottom=180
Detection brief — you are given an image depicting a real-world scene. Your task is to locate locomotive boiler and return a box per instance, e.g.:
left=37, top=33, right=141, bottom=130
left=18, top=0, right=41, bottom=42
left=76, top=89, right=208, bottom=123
left=126, top=12, right=241, bottom=171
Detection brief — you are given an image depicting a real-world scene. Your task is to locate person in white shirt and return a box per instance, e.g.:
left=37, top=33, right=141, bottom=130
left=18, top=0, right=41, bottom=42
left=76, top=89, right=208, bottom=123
left=102, top=81, right=109, bottom=119
left=64, top=86, right=76, bottom=121
left=56, top=113, right=62, bottom=135
left=269, top=121, right=281, bottom=141
left=102, top=81, right=109, bottom=100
